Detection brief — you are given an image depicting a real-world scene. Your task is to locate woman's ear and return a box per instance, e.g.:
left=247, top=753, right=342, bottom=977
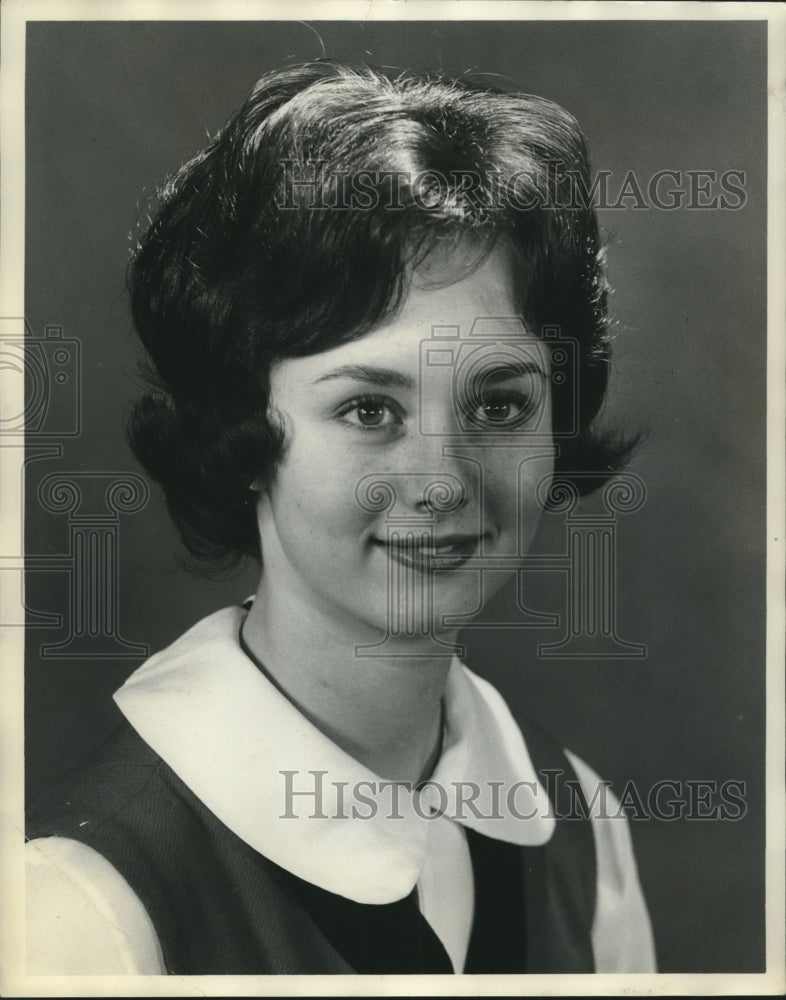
left=248, top=478, right=263, bottom=493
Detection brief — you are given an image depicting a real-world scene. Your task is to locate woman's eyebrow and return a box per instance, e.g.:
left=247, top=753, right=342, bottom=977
left=313, top=364, right=415, bottom=390
left=480, top=361, right=548, bottom=383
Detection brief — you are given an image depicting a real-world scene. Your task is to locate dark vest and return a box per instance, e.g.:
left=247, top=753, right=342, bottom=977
left=27, top=719, right=595, bottom=975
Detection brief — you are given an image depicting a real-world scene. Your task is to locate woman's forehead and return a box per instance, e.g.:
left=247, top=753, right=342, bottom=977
left=272, top=249, right=545, bottom=390
left=407, top=231, right=514, bottom=286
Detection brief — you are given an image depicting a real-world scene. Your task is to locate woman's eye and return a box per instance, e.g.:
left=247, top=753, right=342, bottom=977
left=474, top=391, right=536, bottom=428
left=338, top=396, right=403, bottom=431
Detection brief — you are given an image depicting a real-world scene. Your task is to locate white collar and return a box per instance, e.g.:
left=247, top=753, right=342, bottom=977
left=114, top=606, right=555, bottom=905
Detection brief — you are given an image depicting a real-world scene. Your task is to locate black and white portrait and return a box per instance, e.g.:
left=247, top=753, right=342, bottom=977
left=2, top=4, right=782, bottom=996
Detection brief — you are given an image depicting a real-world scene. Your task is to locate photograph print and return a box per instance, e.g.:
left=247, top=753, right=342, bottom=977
left=2, top=5, right=782, bottom=995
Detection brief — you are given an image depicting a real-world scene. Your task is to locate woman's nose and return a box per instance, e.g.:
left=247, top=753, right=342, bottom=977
left=412, top=467, right=469, bottom=516
left=355, top=467, right=469, bottom=522
left=393, top=427, right=478, bottom=516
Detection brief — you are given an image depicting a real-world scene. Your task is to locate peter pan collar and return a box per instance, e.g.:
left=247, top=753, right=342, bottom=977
left=114, top=606, right=555, bottom=905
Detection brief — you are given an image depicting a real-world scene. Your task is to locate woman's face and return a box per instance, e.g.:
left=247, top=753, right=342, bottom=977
left=255, top=244, right=555, bottom=643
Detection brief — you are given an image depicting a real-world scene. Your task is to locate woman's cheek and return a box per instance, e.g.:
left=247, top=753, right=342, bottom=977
left=482, top=454, right=551, bottom=549
left=521, top=458, right=554, bottom=542
left=293, top=445, right=376, bottom=531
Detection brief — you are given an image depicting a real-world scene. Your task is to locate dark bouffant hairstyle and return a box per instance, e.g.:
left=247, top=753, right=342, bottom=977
left=128, top=59, right=632, bottom=567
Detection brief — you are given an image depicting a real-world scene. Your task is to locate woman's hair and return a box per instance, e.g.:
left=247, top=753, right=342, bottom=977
left=128, top=59, right=634, bottom=568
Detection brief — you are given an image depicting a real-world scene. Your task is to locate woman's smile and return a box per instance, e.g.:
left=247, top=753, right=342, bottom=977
left=371, top=532, right=489, bottom=571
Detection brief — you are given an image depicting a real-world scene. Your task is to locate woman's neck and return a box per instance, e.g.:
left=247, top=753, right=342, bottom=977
left=242, top=576, right=454, bottom=786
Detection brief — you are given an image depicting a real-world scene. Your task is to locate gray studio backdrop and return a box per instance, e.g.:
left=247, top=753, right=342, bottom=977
left=23, top=20, right=766, bottom=973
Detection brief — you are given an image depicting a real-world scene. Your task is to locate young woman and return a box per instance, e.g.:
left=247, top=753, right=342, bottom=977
left=26, top=60, right=656, bottom=976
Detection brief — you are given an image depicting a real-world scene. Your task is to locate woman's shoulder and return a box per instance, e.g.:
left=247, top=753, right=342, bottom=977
left=25, top=836, right=165, bottom=974
left=26, top=722, right=165, bottom=843
left=456, top=660, right=658, bottom=972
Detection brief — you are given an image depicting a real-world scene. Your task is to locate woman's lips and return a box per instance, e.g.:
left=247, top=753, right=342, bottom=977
left=372, top=532, right=484, bottom=570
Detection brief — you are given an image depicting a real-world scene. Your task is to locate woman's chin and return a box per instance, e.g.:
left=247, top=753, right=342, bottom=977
left=349, top=578, right=485, bottom=645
